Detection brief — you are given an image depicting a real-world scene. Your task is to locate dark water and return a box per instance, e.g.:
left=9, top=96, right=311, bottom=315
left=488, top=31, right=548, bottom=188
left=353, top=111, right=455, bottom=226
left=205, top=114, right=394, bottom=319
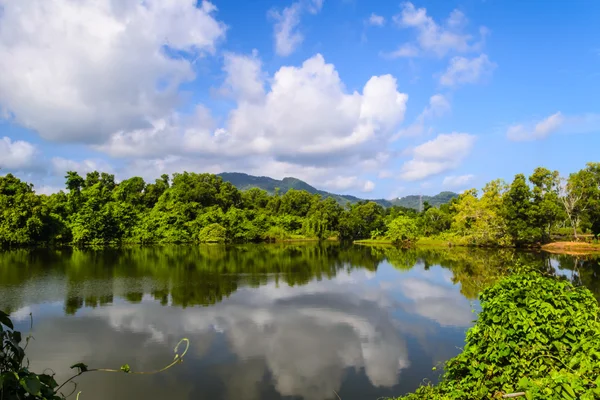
left=0, top=244, right=598, bottom=400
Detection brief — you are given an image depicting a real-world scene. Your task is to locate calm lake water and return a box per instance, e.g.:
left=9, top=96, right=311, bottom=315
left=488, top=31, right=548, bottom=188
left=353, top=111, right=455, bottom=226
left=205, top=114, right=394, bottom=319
left=1, top=244, right=598, bottom=400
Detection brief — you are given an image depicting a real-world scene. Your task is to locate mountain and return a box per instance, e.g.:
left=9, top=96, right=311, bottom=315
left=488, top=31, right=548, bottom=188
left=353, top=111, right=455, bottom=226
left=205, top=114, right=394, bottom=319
left=391, top=192, right=458, bottom=209
left=217, top=172, right=457, bottom=210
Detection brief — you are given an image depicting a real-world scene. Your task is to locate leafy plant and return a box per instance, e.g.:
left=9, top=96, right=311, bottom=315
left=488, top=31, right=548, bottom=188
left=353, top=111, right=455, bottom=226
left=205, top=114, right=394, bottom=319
left=395, top=269, right=600, bottom=399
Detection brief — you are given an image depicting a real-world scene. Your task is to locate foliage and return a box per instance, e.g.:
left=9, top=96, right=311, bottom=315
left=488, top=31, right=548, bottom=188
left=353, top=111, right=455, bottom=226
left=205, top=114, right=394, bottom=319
left=1, top=162, right=600, bottom=247
left=395, top=270, right=600, bottom=399
left=198, top=223, right=227, bottom=243
left=386, top=216, right=419, bottom=245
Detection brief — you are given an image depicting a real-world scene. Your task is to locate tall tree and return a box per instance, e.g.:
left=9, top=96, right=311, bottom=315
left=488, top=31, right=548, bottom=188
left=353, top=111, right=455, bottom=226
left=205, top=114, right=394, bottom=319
left=529, top=167, right=563, bottom=241
left=503, top=174, right=539, bottom=246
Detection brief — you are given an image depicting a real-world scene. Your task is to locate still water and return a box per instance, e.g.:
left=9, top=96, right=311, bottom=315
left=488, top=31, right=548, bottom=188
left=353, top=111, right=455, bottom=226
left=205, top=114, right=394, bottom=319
left=0, top=244, right=598, bottom=400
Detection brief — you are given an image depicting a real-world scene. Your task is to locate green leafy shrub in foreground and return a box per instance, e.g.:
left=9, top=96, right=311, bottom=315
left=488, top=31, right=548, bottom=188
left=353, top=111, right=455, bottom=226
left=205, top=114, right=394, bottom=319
left=396, top=271, right=600, bottom=399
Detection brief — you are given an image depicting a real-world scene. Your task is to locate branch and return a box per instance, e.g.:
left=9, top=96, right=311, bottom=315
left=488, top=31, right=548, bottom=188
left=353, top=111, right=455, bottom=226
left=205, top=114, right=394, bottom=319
left=502, top=393, right=526, bottom=398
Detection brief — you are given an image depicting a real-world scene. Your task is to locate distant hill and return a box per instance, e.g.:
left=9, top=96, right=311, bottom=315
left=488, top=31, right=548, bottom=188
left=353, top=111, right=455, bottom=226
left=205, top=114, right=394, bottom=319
left=217, top=172, right=457, bottom=210
left=391, top=192, right=458, bottom=210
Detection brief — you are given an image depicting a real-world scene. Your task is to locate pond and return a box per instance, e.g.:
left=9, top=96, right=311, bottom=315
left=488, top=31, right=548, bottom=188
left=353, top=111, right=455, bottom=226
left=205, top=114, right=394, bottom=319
left=0, top=244, right=598, bottom=400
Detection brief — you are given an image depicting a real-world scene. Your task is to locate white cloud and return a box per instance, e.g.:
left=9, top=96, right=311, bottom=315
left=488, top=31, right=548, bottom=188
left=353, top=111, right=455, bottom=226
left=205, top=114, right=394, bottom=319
left=442, top=174, right=475, bottom=188
left=507, top=112, right=600, bottom=142
left=392, top=94, right=450, bottom=140
left=392, top=2, right=487, bottom=58
left=0, top=137, right=38, bottom=170
left=99, top=54, right=408, bottom=177
left=324, top=176, right=359, bottom=191
left=507, top=112, right=564, bottom=141
left=320, top=176, right=374, bottom=193
left=0, top=0, right=226, bottom=143
left=35, top=185, right=64, bottom=195
left=535, top=112, right=565, bottom=136
left=367, top=13, right=385, bottom=27
left=378, top=170, right=393, bottom=179
left=270, top=3, right=304, bottom=57
left=221, top=51, right=265, bottom=103
left=52, top=157, right=114, bottom=176
left=439, top=54, right=496, bottom=87
left=362, top=180, right=376, bottom=192
left=400, top=132, right=476, bottom=181
left=383, top=43, right=420, bottom=59
left=270, top=0, right=324, bottom=57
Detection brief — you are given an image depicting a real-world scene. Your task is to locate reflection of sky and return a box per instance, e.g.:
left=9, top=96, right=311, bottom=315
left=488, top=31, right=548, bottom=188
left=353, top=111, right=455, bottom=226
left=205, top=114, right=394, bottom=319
left=6, top=261, right=476, bottom=400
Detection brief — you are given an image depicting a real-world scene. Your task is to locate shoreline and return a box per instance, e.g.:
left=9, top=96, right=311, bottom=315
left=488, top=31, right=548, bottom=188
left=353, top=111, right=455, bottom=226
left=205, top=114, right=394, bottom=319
left=540, top=241, right=600, bottom=255
left=355, top=239, right=600, bottom=256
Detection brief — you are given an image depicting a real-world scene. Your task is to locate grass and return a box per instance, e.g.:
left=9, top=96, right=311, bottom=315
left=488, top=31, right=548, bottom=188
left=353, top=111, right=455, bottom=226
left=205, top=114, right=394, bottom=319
left=354, top=237, right=459, bottom=247
left=353, top=238, right=395, bottom=245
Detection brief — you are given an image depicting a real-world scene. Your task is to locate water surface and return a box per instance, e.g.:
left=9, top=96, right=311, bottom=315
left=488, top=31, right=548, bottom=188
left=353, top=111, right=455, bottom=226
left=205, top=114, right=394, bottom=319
left=0, top=244, right=597, bottom=400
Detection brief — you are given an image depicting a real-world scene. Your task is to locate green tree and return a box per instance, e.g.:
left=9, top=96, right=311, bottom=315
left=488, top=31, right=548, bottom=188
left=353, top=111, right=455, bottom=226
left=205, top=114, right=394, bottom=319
left=529, top=167, right=563, bottom=241
left=386, top=215, right=419, bottom=245
left=503, top=174, right=540, bottom=246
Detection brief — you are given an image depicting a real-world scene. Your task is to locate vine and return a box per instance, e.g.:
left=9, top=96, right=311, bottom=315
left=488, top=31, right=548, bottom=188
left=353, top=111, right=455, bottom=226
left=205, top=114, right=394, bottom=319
left=0, top=311, right=189, bottom=399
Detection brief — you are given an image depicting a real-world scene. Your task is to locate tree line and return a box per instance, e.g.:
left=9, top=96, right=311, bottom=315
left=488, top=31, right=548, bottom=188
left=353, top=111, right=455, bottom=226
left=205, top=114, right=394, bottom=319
left=0, top=162, right=599, bottom=247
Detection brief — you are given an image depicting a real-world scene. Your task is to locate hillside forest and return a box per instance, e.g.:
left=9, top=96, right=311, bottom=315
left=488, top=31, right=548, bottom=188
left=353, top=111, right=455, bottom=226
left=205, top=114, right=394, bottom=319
left=1, top=162, right=600, bottom=247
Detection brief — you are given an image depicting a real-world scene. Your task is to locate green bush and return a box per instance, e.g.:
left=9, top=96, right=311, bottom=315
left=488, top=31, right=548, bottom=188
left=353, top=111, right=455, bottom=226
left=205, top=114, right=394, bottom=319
left=386, top=216, right=419, bottom=245
left=198, top=223, right=227, bottom=243
left=396, top=270, right=600, bottom=400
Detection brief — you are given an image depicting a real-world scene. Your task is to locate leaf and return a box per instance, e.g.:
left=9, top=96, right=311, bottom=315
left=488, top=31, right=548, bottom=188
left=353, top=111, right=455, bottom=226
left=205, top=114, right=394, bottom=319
left=120, top=364, right=131, bottom=373
left=20, top=375, right=42, bottom=396
left=0, top=310, right=13, bottom=329
left=70, top=362, right=89, bottom=372
left=562, top=383, right=576, bottom=399
left=518, top=377, right=530, bottom=389
left=39, top=373, right=59, bottom=389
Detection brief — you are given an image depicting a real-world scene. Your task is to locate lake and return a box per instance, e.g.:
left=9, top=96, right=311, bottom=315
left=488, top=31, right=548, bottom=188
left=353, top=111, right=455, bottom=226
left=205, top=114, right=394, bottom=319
left=0, top=244, right=598, bottom=400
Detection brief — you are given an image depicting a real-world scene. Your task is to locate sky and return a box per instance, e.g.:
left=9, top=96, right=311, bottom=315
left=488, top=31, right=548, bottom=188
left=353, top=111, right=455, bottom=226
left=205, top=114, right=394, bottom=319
left=0, top=0, right=599, bottom=199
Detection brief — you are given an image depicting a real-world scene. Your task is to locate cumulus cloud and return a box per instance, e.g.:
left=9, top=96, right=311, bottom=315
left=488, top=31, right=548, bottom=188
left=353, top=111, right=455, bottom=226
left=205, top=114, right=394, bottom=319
left=367, top=13, right=385, bottom=27
left=439, top=54, right=496, bottom=87
left=270, top=0, right=324, bottom=57
left=0, top=137, right=38, bottom=170
left=221, top=51, right=266, bottom=102
left=442, top=174, right=475, bottom=189
left=391, top=2, right=487, bottom=58
left=94, top=53, right=407, bottom=192
left=400, top=132, right=476, bottom=181
left=0, top=0, right=226, bottom=143
left=392, top=94, right=451, bottom=140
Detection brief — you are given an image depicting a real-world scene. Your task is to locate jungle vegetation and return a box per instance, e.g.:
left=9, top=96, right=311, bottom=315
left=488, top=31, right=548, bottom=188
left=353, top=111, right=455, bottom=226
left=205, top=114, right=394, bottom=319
left=1, top=162, right=600, bottom=247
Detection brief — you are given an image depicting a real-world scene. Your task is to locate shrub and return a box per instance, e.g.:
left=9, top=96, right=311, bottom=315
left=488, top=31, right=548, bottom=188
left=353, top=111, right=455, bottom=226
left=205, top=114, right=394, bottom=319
left=198, top=223, right=227, bottom=243
left=396, top=270, right=600, bottom=399
left=386, top=216, right=419, bottom=245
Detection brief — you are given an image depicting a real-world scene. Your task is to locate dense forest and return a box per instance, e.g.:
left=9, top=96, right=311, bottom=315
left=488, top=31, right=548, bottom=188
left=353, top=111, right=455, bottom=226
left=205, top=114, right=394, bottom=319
left=1, top=162, right=599, bottom=247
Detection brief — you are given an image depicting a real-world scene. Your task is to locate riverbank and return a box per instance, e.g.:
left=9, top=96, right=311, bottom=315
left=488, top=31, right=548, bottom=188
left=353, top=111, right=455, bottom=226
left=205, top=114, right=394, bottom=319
left=356, top=238, right=600, bottom=256
left=541, top=241, right=600, bottom=255
left=394, top=269, right=600, bottom=399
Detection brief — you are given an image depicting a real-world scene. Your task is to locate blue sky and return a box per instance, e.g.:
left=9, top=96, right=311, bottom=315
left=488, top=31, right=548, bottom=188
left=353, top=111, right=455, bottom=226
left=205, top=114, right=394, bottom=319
left=0, top=0, right=598, bottom=198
